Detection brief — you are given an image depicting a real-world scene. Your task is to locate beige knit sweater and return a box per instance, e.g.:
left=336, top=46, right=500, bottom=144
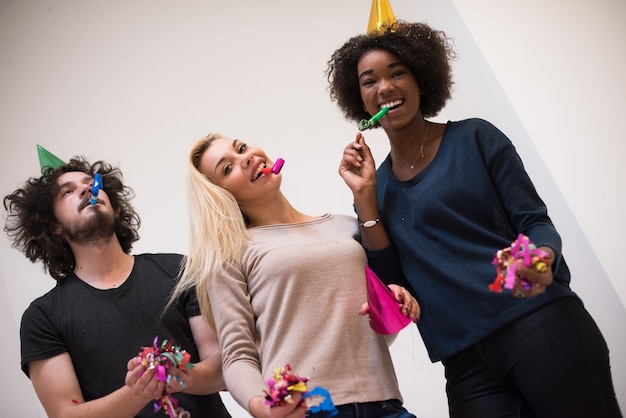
left=208, top=214, right=403, bottom=412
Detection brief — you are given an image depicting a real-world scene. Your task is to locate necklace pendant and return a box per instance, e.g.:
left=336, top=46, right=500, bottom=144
left=410, top=165, right=415, bottom=170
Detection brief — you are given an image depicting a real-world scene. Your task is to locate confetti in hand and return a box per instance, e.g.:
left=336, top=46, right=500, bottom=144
left=138, top=336, right=194, bottom=418
left=264, top=364, right=308, bottom=407
left=263, top=364, right=337, bottom=416
left=488, top=234, right=551, bottom=294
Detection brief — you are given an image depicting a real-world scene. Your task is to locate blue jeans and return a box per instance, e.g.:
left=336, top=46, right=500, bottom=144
left=443, top=297, right=622, bottom=418
left=307, top=399, right=416, bottom=418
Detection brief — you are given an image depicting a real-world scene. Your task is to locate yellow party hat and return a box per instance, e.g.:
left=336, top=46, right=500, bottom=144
left=367, top=0, right=397, bottom=34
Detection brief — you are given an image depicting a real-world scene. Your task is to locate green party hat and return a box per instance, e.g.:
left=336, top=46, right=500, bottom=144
left=37, top=144, right=66, bottom=173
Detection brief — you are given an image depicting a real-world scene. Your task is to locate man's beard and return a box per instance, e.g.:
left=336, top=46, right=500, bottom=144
left=65, top=209, right=116, bottom=245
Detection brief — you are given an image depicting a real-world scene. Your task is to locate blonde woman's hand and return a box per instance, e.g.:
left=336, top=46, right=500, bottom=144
left=249, top=394, right=307, bottom=418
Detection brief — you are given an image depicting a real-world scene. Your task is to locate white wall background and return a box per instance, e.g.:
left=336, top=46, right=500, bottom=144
left=1, top=1, right=624, bottom=417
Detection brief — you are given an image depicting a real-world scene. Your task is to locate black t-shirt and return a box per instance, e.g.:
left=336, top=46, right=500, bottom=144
left=20, top=253, right=230, bottom=418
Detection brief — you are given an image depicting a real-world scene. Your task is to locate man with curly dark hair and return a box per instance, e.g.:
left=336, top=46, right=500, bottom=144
left=4, top=157, right=231, bottom=418
left=327, top=21, right=622, bottom=418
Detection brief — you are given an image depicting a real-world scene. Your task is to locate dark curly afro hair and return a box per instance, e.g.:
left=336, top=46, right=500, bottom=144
left=3, top=157, right=140, bottom=280
left=326, top=21, right=457, bottom=124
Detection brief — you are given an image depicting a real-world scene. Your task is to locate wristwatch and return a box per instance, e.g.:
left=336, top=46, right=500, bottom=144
left=359, top=217, right=380, bottom=228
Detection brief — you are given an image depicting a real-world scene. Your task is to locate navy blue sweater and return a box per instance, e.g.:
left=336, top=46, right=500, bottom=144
left=368, top=118, right=578, bottom=362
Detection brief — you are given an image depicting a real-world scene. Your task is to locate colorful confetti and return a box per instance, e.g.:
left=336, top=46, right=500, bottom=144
left=263, top=364, right=337, bottom=416
left=138, top=337, right=194, bottom=418
left=489, top=234, right=551, bottom=294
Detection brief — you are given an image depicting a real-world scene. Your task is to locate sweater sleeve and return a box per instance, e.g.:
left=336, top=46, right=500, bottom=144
left=365, top=244, right=411, bottom=289
left=351, top=204, right=411, bottom=289
left=207, top=261, right=265, bottom=412
left=476, top=120, right=563, bottom=270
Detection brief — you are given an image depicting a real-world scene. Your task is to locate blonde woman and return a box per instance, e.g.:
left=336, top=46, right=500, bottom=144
left=171, top=133, right=419, bottom=418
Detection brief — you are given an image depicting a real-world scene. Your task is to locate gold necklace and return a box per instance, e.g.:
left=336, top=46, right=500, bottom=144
left=394, top=122, right=429, bottom=170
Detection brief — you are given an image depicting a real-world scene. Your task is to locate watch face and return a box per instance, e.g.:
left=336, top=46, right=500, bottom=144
left=362, top=219, right=379, bottom=228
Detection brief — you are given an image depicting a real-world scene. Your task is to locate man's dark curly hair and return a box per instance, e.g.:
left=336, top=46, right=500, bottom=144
left=326, top=21, right=457, bottom=124
left=3, top=157, right=140, bottom=280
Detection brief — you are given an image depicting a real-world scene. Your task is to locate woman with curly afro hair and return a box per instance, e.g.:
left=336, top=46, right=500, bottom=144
left=327, top=21, right=622, bottom=418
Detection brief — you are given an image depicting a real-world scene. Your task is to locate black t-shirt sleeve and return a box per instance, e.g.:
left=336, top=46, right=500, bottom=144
left=20, top=296, right=67, bottom=377
left=183, top=286, right=201, bottom=318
